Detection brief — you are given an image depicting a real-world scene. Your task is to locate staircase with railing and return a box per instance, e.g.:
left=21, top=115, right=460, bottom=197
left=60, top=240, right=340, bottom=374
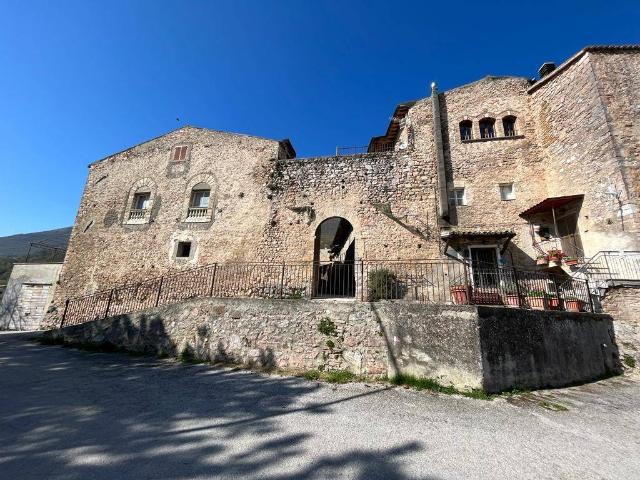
left=571, top=251, right=640, bottom=309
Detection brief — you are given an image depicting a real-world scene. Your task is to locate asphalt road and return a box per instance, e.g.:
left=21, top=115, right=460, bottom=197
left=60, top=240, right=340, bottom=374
left=1, top=331, right=639, bottom=480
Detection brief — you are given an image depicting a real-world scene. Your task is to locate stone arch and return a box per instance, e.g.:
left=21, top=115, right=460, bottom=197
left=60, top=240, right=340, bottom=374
left=312, top=216, right=356, bottom=298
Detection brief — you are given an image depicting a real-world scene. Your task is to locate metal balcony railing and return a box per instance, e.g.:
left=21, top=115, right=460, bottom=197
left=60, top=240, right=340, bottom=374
left=335, top=143, right=395, bottom=156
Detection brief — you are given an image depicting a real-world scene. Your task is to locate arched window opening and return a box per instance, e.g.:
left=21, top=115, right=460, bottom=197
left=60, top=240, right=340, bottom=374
left=129, top=187, right=151, bottom=221
left=187, top=182, right=211, bottom=219
left=313, top=217, right=355, bottom=298
left=502, top=115, right=517, bottom=137
left=479, top=118, right=496, bottom=139
left=459, top=120, right=473, bottom=141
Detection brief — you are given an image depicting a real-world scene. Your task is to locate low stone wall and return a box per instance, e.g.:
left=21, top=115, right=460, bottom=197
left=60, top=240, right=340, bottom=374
left=46, top=298, right=621, bottom=392
left=477, top=307, right=620, bottom=392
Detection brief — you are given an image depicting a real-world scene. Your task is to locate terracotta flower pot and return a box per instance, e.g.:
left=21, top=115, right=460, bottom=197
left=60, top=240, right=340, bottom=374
left=528, top=296, right=548, bottom=310
left=450, top=285, right=471, bottom=305
left=548, top=297, right=562, bottom=310
left=505, top=294, right=520, bottom=307
left=565, top=299, right=585, bottom=312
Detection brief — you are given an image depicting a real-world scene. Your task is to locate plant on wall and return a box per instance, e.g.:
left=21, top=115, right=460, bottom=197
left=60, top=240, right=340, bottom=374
left=368, top=268, right=400, bottom=301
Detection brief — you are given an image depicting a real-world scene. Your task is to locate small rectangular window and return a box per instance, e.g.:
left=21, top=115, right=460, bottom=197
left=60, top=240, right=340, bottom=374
left=133, top=192, right=151, bottom=210
left=499, top=183, right=515, bottom=201
left=176, top=241, right=192, bottom=258
left=190, top=190, right=210, bottom=208
left=173, top=145, right=188, bottom=162
left=449, top=188, right=466, bottom=206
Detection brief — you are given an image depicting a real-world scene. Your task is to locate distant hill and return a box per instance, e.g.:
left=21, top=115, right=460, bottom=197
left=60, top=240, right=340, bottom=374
left=0, top=227, right=72, bottom=258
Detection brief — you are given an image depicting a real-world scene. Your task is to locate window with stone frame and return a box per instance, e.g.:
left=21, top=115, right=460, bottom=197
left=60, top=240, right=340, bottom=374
left=449, top=188, right=466, bottom=206
left=459, top=120, right=473, bottom=141
left=479, top=118, right=496, bottom=139
left=128, top=187, right=152, bottom=222
left=499, top=183, right=515, bottom=201
left=176, top=241, right=192, bottom=258
left=502, top=116, right=517, bottom=137
left=172, top=145, right=189, bottom=162
left=186, top=182, right=212, bottom=221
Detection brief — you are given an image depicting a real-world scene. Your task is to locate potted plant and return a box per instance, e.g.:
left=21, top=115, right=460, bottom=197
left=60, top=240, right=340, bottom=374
left=565, top=297, right=586, bottom=312
left=564, top=257, right=578, bottom=267
left=527, top=290, right=548, bottom=310
left=547, top=249, right=564, bottom=266
left=536, top=254, right=549, bottom=266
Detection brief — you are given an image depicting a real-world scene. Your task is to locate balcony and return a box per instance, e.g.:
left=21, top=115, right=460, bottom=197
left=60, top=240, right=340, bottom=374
left=186, top=207, right=211, bottom=222
left=126, top=209, right=149, bottom=224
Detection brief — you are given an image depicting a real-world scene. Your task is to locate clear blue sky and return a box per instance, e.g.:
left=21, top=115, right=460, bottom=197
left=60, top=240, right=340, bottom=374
left=0, top=0, right=638, bottom=236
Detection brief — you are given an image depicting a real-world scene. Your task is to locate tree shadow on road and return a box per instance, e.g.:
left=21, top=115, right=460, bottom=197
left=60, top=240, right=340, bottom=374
left=0, top=334, right=436, bottom=480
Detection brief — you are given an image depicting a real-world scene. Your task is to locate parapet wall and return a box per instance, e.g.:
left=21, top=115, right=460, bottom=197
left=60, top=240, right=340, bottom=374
left=46, top=298, right=620, bottom=393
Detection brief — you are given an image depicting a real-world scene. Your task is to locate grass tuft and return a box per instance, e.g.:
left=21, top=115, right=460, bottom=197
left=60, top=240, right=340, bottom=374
left=390, top=374, right=494, bottom=400
left=325, top=370, right=357, bottom=384
left=623, top=354, right=636, bottom=368
left=302, top=370, right=321, bottom=381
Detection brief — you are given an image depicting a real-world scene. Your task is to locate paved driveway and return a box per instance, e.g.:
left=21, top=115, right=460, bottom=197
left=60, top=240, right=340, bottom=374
left=1, top=331, right=639, bottom=480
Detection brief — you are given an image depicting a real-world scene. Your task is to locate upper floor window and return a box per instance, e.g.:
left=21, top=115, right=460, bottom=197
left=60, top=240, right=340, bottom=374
left=187, top=183, right=211, bottom=221
left=479, top=118, right=496, bottom=139
left=499, top=183, right=515, bottom=201
left=133, top=191, right=151, bottom=210
left=502, top=116, right=517, bottom=137
left=172, top=145, right=189, bottom=162
left=459, top=120, right=473, bottom=141
left=449, top=187, right=466, bottom=206
left=129, top=188, right=151, bottom=221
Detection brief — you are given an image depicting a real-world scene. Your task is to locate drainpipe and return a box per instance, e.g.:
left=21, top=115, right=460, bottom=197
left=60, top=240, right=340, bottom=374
left=431, top=82, right=449, bottom=221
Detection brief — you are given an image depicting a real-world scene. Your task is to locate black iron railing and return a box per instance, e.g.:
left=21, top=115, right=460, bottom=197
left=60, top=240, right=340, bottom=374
left=335, top=143, right=395, bottom=156
left=60, top=259, right=594, bottom=327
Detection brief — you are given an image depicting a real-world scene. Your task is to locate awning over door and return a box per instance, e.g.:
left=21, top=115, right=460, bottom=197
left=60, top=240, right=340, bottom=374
left=519, top=195, right=584, bottom=217
left=441, top=229, right=516, bottom=253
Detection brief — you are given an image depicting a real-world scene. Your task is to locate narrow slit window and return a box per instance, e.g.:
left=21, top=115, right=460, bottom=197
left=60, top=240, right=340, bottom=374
left=176, top=241, right=192, bottom=258
left=479, top=118, right=496, bottom=139
left=459, top=120, right=473, bottom=141
left=502, top=116, right=517, bottom=137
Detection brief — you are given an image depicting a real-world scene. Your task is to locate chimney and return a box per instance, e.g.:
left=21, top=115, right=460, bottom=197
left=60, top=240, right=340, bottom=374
left=538, top=62, right=556, bottom=78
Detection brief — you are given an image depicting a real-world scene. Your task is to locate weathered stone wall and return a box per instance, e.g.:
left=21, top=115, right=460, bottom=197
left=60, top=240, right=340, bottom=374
left=46, top=297, right=620, bottom=393
left=600, top=286, right=640, bottom=368
left=477, top=306, right=620, bottom=392
left=49, top=127, right=284, bottom=322
left=530, top=51, right=640, bottom=255
left=259, top=152, right=441, bottom=262
left=438, top=77, right=547, bottom=266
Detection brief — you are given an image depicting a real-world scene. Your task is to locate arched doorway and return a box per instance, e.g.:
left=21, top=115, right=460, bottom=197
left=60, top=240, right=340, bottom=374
left=313, top=217, right=356, bottom=298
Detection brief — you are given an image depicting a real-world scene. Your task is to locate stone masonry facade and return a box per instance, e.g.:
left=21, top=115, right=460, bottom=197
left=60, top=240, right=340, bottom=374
left=45, top=45, right=640, bottom=327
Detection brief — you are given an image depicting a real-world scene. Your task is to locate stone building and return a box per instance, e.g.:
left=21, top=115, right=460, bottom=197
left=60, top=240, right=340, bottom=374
left=1, top=263, right=62, bottom=330
left=45, top=45, right=639, bottom=327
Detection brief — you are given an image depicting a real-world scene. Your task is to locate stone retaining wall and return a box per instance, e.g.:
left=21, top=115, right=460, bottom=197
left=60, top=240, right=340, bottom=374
left=46, top=298, right=621, bottom=393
